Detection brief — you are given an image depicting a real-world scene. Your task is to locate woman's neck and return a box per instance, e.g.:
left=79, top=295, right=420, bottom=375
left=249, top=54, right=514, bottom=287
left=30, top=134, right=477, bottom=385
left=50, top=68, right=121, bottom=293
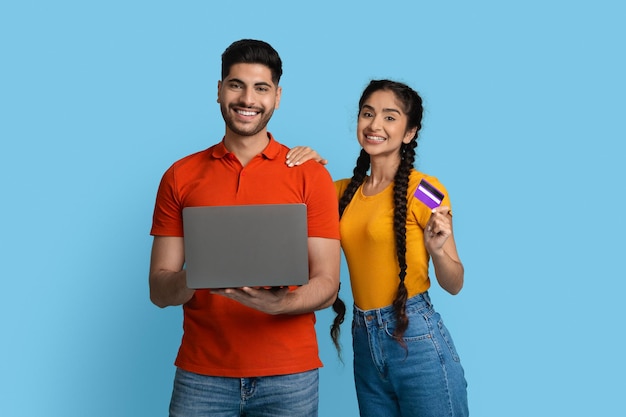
left=363, top=156, right=400, bottom=196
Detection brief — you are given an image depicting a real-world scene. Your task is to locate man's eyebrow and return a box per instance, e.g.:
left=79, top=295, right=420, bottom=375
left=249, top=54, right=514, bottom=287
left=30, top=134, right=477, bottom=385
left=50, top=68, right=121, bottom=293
left=227, top=78, right=273, bottom=88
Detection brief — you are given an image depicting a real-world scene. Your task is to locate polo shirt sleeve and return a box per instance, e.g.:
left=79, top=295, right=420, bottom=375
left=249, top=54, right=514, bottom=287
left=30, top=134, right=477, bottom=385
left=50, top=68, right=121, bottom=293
left=303, top=164, right=340, bottom=240
left=150, top=164, right=184, bottom=237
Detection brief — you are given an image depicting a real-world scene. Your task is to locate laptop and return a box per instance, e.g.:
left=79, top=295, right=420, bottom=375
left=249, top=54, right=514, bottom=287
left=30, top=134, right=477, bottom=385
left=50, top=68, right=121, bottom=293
left=182, top=203, right=309, bottom=289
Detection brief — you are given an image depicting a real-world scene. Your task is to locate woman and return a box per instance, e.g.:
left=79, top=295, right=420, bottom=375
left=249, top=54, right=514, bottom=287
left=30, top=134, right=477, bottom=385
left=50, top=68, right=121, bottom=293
left=288, top=80, right=469, bottom=417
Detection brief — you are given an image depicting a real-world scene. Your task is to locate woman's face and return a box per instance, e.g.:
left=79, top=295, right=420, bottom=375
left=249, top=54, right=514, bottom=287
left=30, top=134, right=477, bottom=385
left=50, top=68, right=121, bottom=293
left=357, top=90, right=416, bottom=159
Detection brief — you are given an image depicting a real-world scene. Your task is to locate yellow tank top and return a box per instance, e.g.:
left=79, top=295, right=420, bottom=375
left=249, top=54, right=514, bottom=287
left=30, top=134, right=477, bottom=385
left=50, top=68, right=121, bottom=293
left=335, top=170, right=450, bottom=310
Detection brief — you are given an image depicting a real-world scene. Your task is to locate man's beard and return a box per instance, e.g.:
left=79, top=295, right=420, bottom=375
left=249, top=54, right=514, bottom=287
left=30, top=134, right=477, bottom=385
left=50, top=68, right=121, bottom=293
left=221, top=103, right=275, bottom=137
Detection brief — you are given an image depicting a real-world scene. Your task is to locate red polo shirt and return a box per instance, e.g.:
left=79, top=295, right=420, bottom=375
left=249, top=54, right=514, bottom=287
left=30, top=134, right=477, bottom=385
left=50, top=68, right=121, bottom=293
left=151, top=134, right=340, bottom=377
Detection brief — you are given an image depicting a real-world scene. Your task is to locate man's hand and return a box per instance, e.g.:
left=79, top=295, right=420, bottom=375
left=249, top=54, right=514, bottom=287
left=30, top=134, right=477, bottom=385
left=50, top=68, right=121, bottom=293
left=211, top=286, right=291, bottom=315
left=212, top=237, right=340, bottom=315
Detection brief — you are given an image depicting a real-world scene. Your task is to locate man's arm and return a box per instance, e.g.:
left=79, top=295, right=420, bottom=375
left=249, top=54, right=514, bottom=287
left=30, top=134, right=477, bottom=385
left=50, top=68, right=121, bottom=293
left=149, top=236, right=195, bottom=308
left=286, top=236, right=341, bottom=312
left=211, top=237, right=341, bottom=315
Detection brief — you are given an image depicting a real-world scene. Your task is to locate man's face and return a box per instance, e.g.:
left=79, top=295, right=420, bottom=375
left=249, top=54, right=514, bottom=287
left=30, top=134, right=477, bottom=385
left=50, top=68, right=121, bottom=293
left=217, top=63, right=282, bottom=138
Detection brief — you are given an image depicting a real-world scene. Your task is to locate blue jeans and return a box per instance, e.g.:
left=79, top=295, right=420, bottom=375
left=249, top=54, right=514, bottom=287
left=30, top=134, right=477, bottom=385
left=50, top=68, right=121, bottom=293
left=352, top=292, right=469, bottom=417
left=169, top=368, right=319, bottom=417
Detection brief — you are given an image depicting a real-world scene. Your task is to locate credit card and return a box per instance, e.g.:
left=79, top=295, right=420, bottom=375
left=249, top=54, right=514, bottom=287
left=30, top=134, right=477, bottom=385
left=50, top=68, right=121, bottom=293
left=414, top=179, right=444, bottom=209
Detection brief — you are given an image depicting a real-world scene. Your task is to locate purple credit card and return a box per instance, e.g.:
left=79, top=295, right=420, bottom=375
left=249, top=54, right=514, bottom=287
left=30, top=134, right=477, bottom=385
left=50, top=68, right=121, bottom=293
left=414, top=179, right=444, bottom=209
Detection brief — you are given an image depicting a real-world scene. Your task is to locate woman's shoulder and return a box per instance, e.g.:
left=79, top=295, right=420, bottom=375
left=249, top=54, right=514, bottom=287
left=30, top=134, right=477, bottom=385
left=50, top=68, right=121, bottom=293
left=408, top=170, right=452, bottom=213
left=334, top=178, right=352, bottom=195
left=408, top=170, right=446, bottom=190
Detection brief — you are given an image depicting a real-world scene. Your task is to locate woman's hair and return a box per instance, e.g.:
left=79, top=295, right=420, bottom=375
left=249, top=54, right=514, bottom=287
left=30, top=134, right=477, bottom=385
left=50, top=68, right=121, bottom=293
left=331, top=80, right=424, bottom=350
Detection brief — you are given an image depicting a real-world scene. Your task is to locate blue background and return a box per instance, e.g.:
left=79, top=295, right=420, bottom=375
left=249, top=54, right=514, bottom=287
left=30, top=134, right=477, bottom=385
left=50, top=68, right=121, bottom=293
left=1, top=1, right=624, bottom=416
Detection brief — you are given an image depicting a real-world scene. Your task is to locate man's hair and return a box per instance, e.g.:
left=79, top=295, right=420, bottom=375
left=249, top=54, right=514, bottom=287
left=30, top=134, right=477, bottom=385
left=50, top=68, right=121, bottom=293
left=221, top=39, right=283, bottom=85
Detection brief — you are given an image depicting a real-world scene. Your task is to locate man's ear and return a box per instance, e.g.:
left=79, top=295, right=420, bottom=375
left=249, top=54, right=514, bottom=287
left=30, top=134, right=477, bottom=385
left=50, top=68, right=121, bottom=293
left=274, top=86, right=282, bottom=109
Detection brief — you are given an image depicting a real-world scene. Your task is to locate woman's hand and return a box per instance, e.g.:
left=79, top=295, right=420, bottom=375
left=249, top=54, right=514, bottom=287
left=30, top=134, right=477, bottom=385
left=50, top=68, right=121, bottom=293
left=424, top=206, right=453, bottom=256
left=424, top=206, right=464, bottom=295
left=286, top=146, right=328, bottom=167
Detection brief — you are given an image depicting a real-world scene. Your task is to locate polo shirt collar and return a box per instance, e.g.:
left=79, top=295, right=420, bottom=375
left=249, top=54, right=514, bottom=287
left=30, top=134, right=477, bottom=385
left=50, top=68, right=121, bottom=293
left=211, top=132, right=280, bottom=160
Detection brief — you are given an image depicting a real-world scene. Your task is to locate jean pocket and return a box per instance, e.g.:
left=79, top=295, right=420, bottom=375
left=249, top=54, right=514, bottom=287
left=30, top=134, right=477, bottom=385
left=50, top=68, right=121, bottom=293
left=383, top=312, right=431, bottom=342
left=438, top=319, right=461, bottom=362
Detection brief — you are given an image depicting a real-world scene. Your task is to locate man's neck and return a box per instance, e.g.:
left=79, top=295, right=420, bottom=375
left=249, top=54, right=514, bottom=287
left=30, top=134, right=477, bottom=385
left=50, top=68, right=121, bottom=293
left=223, top=131, right=270, bottom=167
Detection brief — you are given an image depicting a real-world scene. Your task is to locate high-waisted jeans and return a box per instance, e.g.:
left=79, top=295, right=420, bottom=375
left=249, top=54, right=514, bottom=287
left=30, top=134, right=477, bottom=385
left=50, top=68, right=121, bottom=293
left=352, top=292, right=469, bottom=417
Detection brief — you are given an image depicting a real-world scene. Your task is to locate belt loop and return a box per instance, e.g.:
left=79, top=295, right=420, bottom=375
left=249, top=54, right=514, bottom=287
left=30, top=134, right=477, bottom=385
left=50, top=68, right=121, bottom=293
left=423, top=291, right=432, bottom=308
left=376, top=308, right=384, bottom=327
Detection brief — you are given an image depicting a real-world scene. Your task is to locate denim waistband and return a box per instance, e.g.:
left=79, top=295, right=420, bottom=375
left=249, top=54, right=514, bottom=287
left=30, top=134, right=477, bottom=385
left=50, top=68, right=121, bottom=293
left=353, top=292, right=432, bottom=325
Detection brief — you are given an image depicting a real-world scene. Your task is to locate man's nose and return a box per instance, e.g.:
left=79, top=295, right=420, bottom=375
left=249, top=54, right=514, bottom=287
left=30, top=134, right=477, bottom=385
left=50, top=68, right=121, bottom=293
left=239, top=87, right=256, bottom=106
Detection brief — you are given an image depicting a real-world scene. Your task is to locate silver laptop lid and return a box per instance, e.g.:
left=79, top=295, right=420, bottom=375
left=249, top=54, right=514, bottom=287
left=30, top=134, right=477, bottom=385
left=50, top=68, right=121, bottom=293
left=182, top=204, right=309, bottom=289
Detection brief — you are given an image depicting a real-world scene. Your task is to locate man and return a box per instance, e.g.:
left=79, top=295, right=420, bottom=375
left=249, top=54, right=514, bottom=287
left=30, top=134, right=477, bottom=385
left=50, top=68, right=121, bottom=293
left=149, top=39, right=341, bottom=417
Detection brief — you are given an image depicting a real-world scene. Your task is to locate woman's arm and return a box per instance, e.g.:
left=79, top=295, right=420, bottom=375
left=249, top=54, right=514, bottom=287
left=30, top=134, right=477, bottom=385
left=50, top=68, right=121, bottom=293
left=424, top=206, right=464, bottom=295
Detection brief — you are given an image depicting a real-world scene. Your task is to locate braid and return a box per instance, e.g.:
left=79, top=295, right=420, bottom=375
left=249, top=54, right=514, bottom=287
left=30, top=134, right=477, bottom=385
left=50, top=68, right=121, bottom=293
left=330, top=283, right=346, bottom=357
left=331, top=79, right=423, bottom=353
left=339, top=149, right=370, bottom=216
left=391, top=141, right=417, bottom=344
left=330, top=149, right=370, bottom=357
